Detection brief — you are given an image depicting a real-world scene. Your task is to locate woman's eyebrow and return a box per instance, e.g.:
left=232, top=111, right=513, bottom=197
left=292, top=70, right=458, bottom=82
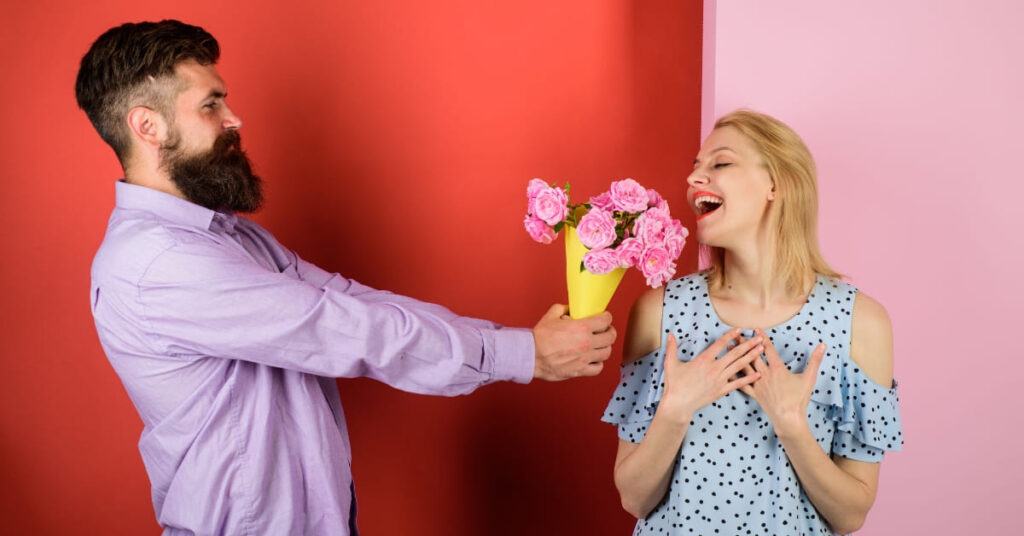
left=694, top=146, right=735, bottom=165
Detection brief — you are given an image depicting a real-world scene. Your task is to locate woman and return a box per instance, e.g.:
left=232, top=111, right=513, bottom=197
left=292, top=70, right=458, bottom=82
left=604, top=110, right=902, bottom=535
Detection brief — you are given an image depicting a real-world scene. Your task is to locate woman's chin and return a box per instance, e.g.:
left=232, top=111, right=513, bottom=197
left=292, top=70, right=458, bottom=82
left=696, top=227, right=724, bottom=248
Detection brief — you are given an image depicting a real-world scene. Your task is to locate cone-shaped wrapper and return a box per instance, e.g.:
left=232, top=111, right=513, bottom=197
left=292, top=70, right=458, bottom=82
left=565, top=226, right=626, bottom=319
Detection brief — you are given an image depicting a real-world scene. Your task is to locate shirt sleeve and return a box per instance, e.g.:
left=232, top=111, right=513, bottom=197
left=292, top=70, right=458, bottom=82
left=137, top=238, right=535, bottom=396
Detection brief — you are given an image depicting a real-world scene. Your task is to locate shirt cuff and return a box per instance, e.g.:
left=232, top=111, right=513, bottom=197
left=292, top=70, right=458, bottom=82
left=487, top=327, right=535, bottom=384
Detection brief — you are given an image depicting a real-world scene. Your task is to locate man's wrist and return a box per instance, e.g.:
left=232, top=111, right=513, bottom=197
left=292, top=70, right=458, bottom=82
left=491, top=327, right=536, bottom=384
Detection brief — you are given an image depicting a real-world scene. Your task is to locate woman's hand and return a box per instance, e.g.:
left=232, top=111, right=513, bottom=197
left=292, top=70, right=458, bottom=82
left=658, top=329, right=763, bottom=424
left=739, top=328, right=826, bottom=438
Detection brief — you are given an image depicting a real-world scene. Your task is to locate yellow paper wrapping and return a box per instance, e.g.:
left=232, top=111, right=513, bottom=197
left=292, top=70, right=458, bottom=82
left=565, top=226, right=626, bottom=319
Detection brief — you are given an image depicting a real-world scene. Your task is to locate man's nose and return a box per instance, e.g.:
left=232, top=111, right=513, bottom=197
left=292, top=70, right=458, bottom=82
left=222, top=105, right=242, bottom=130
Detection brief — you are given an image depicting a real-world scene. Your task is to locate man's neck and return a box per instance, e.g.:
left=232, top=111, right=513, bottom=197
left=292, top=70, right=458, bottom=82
left=123, top=165, right=187, bottom=201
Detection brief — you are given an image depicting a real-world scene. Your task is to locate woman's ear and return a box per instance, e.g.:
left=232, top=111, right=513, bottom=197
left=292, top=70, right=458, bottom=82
left=767, top=180, right=776, bottom=201
left=125, top=106, right=168, bottom=149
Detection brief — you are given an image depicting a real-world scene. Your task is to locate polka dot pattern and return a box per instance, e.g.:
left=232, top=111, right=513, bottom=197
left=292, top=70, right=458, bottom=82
left=602, top=274, right=903, bottom=535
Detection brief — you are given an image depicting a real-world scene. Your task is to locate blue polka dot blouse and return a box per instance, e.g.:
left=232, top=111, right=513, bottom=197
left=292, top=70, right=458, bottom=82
left=603, top=273, right=903, bottom=535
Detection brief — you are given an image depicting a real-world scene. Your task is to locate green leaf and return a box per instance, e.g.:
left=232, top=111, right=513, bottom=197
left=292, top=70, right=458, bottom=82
left=579, top=261, right=586, bottom=273
left=553, top=221, right=564, bottom=233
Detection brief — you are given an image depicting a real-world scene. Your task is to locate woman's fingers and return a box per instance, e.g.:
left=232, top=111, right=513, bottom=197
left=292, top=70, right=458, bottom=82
left=701, top=327, right=744, bottom=361
left=663, top=333, right=679, bottom=371
left=724, top=370, right=760, bottom=394
left=756, top=329, right=785, bottom=367
left=720, top=335, right=763, bottom=367
left=803, top=343, right=827, bottom=386
left=722, top=346, right=762, bottom=379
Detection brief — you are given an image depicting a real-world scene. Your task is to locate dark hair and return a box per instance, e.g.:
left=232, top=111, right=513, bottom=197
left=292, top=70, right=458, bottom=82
left=75, top=20, right=220, bottom=164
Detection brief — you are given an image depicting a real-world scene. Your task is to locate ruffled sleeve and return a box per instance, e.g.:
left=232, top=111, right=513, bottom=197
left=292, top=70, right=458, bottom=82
left=601, top=348, right=665, bottom=443
left=810, top=358, right=903, bottom=462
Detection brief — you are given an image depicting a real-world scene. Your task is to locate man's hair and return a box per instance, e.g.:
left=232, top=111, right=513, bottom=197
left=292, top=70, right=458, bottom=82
left=75, top=20, right=220, bottom=164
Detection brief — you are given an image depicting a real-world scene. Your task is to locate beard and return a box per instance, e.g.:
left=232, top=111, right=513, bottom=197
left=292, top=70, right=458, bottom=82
left=160, top=130, right=264, bottom=213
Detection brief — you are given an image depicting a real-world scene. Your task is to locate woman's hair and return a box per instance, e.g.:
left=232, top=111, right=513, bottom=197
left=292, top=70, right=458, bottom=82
left=702, top=109, right=842, bottom=293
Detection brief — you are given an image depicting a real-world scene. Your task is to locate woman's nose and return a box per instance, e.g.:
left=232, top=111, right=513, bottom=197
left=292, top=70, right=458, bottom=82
left=687, top=170, right=709, bottom=187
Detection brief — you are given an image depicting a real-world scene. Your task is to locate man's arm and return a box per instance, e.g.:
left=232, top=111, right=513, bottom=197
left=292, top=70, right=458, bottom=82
left=292, top=252, right=615, bottom=380
left=138, top=239, right=613, bottom=395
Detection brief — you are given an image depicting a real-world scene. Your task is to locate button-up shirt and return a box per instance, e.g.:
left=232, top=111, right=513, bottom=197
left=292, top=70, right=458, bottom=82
left=90, top=180, right=534, bottom=535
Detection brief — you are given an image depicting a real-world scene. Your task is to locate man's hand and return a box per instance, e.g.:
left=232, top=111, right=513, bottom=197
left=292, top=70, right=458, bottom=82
left=532, top=304, right=616, bottom=381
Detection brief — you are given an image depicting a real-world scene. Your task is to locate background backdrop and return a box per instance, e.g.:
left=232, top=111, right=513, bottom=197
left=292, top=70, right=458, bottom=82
left=0, top=1, right=699, bottom=534
left=2, top=0, right=1021, bottom=534
left=702, top=1, right=1023, bottom=533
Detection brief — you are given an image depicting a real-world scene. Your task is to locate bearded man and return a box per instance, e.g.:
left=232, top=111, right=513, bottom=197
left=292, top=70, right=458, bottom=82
left=77, top=20, right=614, bottom=535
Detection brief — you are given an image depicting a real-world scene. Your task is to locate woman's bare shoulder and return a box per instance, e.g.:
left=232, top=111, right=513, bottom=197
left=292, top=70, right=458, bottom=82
left=850, top=289, right=895, bottom=388
left=622, top=285, right=666, bottom=366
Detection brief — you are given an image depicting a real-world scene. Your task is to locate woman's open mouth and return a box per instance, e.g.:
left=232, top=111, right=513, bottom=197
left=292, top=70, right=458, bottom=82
left=694, top=191, right=723, bottom=220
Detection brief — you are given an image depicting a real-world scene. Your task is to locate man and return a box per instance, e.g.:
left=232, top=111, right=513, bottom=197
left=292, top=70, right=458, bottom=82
left=77, top=20, right=615, bottom=535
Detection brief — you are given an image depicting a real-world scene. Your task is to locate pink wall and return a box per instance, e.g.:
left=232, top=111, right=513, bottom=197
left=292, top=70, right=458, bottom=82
left=704, top=1, right=1024, bottom=532
left=0, top=1, right=701, bottom=534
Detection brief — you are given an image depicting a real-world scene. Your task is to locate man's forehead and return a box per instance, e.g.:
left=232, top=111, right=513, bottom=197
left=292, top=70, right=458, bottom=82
left=173, top=59, right=226, bottom=96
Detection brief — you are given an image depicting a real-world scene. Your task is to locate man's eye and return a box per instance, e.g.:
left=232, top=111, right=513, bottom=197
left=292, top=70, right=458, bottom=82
left=204, top=102, right=218, bottom=109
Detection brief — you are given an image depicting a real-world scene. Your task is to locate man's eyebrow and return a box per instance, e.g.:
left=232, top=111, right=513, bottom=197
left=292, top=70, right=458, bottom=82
left=693, top=146, right=735, bottom=165
left=206, top=90, right=227, bottom=100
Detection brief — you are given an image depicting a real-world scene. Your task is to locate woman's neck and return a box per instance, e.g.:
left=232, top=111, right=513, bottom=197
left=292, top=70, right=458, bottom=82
left=717, top=238, right=809, bottom=310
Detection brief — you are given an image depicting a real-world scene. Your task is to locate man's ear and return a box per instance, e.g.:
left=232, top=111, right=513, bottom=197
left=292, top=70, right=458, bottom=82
left=125, top=106, right=168, bottom=149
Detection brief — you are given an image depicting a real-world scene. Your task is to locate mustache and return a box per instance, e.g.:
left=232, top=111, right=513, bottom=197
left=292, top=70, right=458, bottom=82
left=214, top=130, right=243, bottom=154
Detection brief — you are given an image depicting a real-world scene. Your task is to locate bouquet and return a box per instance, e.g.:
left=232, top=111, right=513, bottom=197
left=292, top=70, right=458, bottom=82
left=524, top=177, right=688, bottom=318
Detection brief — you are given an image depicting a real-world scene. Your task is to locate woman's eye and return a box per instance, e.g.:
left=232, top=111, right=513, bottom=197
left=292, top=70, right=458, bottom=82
left=714, top=162, right=731, bottom=169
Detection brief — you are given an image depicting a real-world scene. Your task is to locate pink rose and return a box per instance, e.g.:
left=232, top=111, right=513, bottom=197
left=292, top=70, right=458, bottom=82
left=609, top=178, right=649, bottom=213
left=647, top=189, right=669, bottom=211
left=524, top=215, right=556, bottom=244
left=532, top=186, right=569, bottom=226
left=640, top=246, right=676, bottom=287
left=664, top=220, right=688, bottom=258
left=615, top=237, right=644, bottom=268
left=589, top=192, right=615, bottom=211
left=583, top=247, right=620, bottom=275
left=576, top=208, right=617, bottom=250
left=633, top=208, right=672, bottom=247
left=527, top=178, right=549, bottom=199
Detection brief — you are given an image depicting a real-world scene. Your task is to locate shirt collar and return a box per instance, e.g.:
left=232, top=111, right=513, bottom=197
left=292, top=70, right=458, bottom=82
left=114, top=180, right=236, bottom=232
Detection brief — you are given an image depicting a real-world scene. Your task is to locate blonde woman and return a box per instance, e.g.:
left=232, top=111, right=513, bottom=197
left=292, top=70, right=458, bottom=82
left=604, top=110, right=902, bottom=535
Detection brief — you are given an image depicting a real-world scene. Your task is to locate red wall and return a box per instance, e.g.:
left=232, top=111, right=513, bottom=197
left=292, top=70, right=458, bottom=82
left=0, top=2, right=701, bottom=534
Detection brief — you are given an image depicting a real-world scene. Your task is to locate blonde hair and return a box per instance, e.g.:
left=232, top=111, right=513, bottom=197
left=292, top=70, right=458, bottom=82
left=702, top=109, right=841, bottom=294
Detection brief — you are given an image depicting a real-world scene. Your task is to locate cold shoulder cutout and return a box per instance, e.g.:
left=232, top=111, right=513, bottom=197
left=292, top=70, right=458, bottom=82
left=602, top=273, right=903, bottom=535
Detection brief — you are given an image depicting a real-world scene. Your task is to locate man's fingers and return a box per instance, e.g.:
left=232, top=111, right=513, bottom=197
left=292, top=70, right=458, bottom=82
left=584, top=346, right=612, bottom=364
left=544, top=303, right=569, bottom=320
left=580, top=361, right=605, bottom=377
left=581, top=310, right=613, bottom=332
left=591, top=325, right=617, bottom=349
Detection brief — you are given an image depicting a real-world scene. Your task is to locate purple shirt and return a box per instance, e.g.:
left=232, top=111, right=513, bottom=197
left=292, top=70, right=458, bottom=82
left=90, top=181, right=534, bottom=535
